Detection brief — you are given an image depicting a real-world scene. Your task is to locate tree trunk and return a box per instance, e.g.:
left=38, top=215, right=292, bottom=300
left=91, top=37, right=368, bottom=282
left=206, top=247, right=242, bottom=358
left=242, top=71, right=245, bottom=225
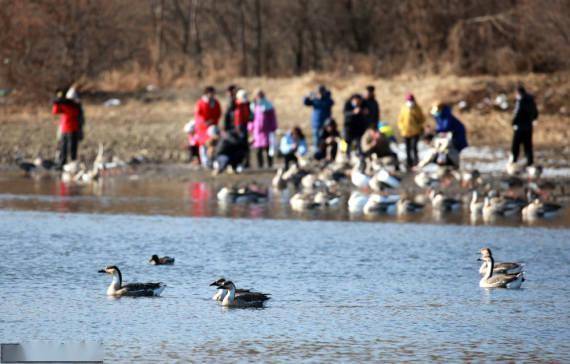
left=254, top=0, right=262, bottom=76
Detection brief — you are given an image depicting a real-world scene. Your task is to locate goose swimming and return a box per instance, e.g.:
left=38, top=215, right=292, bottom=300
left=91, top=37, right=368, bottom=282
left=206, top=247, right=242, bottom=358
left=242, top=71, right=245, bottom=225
left=363, top=194, right=397, bottom=215
left=290, top=192, right=319, bottom=211
left=313, top=190, right=341, bottom=207
left=98, top=266, right=166, bottom=297
left=479, top=248, right=524, bottom=276
left=396, top=197, right=424, bottom=215
left=478, top=254, right=524, bottom=289
left=469, top=191, right=484, bottom=215
left=218, top=280, right=270, bottom=307
left=217, top=185, right=268, bottom=204
left=148, top=255, right=175, bottom=265
left=429, top=190, right=461, bottom=212
left=348, top=191, right=369, bottom=213
left=209, top=278, right=251, bottom=301
left=482, top=197, right=519, bottom=219
left=522, top=198, right=562, bottom=220
left=414, top=171, right=439, bottom=189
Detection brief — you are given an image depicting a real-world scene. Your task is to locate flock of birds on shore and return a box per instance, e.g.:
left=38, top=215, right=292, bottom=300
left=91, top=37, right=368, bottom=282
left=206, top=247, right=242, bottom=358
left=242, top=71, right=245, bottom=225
left=98, top=246, right=525, bottom=305
left=15, top=142, right=564, bottom=223
left=15, top=144, right=147, bottom=184
left=217, top=156, right=563, bottom=222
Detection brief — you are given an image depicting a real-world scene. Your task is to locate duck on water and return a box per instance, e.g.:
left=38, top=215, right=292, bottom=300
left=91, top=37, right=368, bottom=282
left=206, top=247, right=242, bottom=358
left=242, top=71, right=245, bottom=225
left=478, top=250, right=525, bottom=289
left=210, top=277, right=252, bottom=301
left=478, top=248, right=524, bottom=276
left=98, top=265, right=166, bottom=297
left=148, top=255, right=175, bottom=265
left=210, top=279, right=270, bottom=307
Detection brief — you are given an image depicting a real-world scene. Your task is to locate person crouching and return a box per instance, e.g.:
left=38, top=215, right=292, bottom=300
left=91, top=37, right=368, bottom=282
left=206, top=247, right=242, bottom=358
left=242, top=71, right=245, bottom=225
left=279, top=127, right=308, bottom=171
left=213, top=129, right=248, bottom=175
left=315, top=118, right=340, bottom=164
left=360, top=124, right=400, bottom=171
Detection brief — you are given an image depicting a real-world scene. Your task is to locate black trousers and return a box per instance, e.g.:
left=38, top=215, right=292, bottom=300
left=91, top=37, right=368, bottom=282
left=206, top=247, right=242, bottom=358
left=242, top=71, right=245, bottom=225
left=404, top=135, right=420, bottom=168
left=188, top=145, right=200, bottom=163
left=345, top=134, right=363, bottom=157
left=512, top=128, right=533, bottom=166
left=256, top=147, right=273, bottom=168
left=283, top=152, right=298, bottom=170
left=237, top=124, right=250, bottom=168
left=59, top=132, right=78, bottom=166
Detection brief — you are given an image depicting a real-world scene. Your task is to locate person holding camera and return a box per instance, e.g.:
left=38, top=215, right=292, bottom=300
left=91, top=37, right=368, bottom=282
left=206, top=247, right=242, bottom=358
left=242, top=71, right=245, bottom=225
left=303, top=85, right=334, bottom=149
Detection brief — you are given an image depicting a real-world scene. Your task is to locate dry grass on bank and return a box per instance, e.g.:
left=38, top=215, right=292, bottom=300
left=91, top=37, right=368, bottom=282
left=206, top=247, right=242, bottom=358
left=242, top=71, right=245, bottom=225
left=1, top=72, right=568, bottom=164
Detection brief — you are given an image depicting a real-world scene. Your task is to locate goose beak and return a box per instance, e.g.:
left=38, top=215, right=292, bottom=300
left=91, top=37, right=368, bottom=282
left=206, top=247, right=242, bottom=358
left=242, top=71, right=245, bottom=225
left=209, top=282, right=219, bottom=287
left=477, top=258, right=482, bottom=261
left=98, top=269, right=106, bottom=273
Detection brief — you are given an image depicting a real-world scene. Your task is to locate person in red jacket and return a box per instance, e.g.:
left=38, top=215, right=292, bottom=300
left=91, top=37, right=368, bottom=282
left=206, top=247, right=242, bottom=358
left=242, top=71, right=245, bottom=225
left=194, top=86, right=221, bottom=167
left=52, top=88, right=82, bottom=168
left=233, top=89, right=251, bottom=168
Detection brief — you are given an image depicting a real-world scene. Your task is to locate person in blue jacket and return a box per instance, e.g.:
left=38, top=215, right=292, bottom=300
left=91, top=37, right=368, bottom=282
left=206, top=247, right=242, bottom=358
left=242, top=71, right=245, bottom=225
left=430, top=102, right=468, bottom=152
left=279, top=126, right=308, bottom=170
left=304, top=85, right=334, bottom=149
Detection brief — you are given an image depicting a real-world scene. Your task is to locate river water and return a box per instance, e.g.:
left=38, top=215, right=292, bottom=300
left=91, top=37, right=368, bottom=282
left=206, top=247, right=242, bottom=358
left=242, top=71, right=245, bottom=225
left=1, top=175, right=569, bottom=362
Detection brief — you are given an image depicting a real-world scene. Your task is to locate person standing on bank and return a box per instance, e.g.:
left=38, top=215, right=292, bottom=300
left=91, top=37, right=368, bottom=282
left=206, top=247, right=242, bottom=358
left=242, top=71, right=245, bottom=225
left=397, top=93, right=425, bottom=169
left=303, top=85, right=334, bottom=149
left=52, top=87, right=82, bottom=168
left=511, top=85, right=538, bottom=166
left=234, top=89, right=251, bottom=168
left=363, top=85, right=380, bottom=129
left=343, top=94, right=368, bottom=158
left=194, top=86, right=222, bottom=167
left=249, top=89, right=278, bottom=169
left=223, top=84, right=237, bottom=131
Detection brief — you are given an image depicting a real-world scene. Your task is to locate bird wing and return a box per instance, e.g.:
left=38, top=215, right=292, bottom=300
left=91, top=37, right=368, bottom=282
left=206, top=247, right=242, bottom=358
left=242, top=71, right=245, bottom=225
left=159, top=257, right=175, bottom=264
left=494, top=262, right=521, bottom=270
left=235, top=291, right=271, bottom=302
left=486, top=273, right=522, bottom=287
left=123, top=282, right=163, bottom=291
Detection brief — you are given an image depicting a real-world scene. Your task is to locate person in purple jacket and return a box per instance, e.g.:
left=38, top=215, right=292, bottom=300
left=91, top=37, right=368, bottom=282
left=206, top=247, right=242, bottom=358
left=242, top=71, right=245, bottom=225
left=249, top=89, right=278, bottom=168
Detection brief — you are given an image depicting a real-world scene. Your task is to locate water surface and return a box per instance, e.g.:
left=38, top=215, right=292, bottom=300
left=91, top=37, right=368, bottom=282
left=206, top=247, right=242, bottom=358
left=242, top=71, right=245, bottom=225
left=1, top=210, right=569, bottom=362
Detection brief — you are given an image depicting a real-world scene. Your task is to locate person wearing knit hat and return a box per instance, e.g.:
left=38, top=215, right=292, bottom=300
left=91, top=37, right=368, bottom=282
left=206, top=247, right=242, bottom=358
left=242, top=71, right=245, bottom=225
left=397, top=92, right=425, bottom=169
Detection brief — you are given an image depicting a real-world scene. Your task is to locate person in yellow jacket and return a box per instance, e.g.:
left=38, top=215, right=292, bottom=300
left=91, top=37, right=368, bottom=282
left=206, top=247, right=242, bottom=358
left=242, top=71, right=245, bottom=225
left=397, top=93, right=425, bottom=169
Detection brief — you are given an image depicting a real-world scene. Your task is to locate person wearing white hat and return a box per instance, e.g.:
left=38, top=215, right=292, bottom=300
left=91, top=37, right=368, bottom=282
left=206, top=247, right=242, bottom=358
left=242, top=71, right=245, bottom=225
left=52, top=86, right=83, bottom=168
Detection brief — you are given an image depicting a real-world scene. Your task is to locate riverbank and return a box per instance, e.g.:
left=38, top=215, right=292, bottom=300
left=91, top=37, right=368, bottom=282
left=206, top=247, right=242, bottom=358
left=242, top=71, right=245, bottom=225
left=1, top=72, right=568, bottom=165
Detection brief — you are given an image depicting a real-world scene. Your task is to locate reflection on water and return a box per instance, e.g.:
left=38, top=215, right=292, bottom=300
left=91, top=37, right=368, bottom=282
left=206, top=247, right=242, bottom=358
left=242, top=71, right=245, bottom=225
left=0, top=211, right=569, bottom=361
left=0, top=175, right=569, bottom=228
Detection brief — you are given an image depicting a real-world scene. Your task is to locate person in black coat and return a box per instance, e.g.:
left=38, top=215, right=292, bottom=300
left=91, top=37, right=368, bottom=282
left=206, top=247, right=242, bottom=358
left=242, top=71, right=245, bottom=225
left=213, top=129, right=247, bottom=174
left=223, top=85, right=237, bottom=131
left=511, top=85, right=539, bottom=166
left=343, top=94, right=368, bottom=158
left=363, top=85, right=380, bottom=129
left=315, top=118, right=340, bottom=163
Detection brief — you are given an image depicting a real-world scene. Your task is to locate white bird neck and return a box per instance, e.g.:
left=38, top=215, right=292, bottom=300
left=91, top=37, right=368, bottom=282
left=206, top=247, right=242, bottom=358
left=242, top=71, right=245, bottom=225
left=227, top=286, right=236, bottom=301
left=111, top=271, right=122, bottom=289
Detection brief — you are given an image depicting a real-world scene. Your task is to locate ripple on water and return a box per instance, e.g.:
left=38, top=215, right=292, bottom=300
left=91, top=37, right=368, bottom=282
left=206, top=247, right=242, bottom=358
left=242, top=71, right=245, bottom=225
left=0, top=210, right=569, bottom=361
